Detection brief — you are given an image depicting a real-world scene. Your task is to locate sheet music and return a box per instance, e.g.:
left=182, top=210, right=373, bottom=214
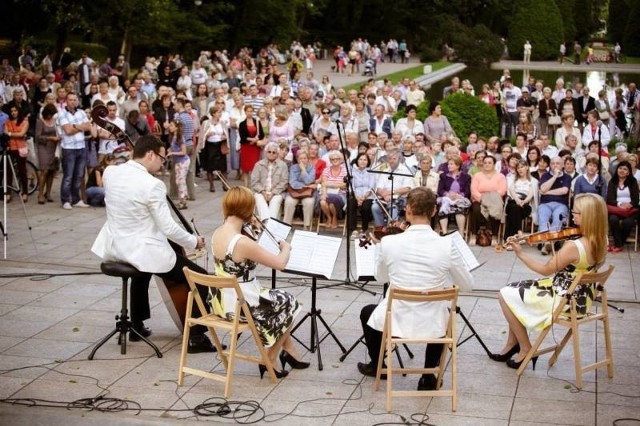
left=258, top=218, right=292, bottom=255
left=355, top=243, right=376, bottom=280
left=285, top=230, right=342, bottom=279
left=443, top=232, right=483, bottom=272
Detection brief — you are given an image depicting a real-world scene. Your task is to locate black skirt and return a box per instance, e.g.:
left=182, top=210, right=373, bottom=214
left=203, top=142, right=227, bottom=173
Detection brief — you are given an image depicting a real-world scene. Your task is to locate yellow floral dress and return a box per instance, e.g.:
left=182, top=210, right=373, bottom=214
left=208, top=234, right=299, bottom=347
left=500, top=239, right=596, bottom=331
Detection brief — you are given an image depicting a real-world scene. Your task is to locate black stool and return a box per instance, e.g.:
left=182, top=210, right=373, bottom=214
left=88, top=262, right=163, bottom=360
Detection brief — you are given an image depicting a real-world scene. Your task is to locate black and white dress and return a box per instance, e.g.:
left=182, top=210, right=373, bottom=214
left=209, top=234, right=299, bottom=347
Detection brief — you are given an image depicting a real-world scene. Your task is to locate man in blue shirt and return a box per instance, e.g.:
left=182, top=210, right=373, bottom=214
left=537, top=156, right=572, bottom=254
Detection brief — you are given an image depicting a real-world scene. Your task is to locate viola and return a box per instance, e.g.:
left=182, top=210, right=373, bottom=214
left=505, top=227, right=581, bottom=247
left=358, top=220, right=409, bottom=249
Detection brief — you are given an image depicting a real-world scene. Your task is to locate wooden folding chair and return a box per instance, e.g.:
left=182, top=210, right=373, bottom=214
left=516, top=265, right=615, bottom=389
left=178, top=267, right=281, bottom=397
left=374, top=287, right=459, bottom=412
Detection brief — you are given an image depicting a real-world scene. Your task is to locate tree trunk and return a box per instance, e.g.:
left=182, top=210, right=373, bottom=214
left=120, top=25, right=134, bottom=64
left=52, top=25, right=68, bottom=67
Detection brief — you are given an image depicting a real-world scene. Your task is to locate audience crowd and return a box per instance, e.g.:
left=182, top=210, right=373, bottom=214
left=1, top=41, right=639, bottom=253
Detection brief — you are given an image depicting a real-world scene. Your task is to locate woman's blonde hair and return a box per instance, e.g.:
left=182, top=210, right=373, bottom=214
left=222, top=187, right=255, bottom=222
left=573, top=193, right=608, bottom=264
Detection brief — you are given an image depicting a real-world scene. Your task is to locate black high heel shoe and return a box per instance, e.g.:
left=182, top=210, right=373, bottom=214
left=489, top=344, right=520, bottom=362
left=506, top=355, right=538, bottom=371
left=279, top=350, right=310, bottom=370
left=259, top=364, right=289, bottom=379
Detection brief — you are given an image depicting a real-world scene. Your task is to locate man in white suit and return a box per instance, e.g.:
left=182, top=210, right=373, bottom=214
left=358, top=187, right=473, bottom=390
left=91, top=135, right=215, bottom=353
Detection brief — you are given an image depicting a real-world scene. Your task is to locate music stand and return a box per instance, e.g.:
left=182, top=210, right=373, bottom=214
left=285, top=271, right=346, bottom=370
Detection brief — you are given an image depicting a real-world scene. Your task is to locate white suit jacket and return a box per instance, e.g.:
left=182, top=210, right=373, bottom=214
left=91, top=160, right=197, bottom=273
left=368, top=224, right=473, bottom=338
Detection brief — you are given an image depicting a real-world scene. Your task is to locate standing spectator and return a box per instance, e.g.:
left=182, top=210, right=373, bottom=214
left=35, top=104, right=60, bottom=204
left=238, top=105, right=265, bottom=187
left=166, top=120, right=190, bottom=209
left=523, top=40, right=532, bottom=64
left=502, top=78, right=522, bottom=139
left=574, top=41, right=582, bottom=65
left=57, top=93, right=91, bottom=209
left=559, top=42, right=566, bottom=63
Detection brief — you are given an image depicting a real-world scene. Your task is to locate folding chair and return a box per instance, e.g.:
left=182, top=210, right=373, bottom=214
left=374, top=287, right=459, bottom=412
left=178, top=267, right=281, bottom=397
left=516, top=265, right=615, bottom=389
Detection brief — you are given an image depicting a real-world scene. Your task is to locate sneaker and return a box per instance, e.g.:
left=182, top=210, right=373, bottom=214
left=62, top=202, right=72, bottom=210
left=541, top=242, right=551, bottom=256
left=73, top=200, right=90, bottom=208
left=350, top=230, right=359, bottom=240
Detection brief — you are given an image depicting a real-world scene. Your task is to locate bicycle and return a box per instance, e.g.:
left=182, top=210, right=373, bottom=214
left=0, top=152, right=39, bottom=196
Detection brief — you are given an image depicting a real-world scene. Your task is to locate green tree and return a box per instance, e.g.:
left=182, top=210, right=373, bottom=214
left=440, top=93, right=499, bottom=139
left=508, top=0, right=564, bottom=60
left=608, top=0, right=628, bottom=43
left=624, top=0, right=640, bottom=56
left=555, top=0, right=577, bottom=42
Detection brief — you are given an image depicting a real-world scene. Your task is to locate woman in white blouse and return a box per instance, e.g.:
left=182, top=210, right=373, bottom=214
left=395, top=104, right=424, bottom=138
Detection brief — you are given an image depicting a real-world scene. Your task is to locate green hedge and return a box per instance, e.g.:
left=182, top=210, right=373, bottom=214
left=440, top=93, right=499, bottom=140
left=508, top=0, right=564, bottom=60
left=392, top=94, right=499, bottom=141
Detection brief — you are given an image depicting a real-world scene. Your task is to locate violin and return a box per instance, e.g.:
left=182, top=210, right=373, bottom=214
left=358, top=220, right=410, bottom=249
left=214, top=171, right=281, bottom=246
left=504, top=227, right=582, bottom=247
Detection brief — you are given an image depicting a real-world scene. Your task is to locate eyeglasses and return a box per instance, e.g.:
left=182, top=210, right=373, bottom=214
left=155, top=152, right=167, bottom=163
left=322, top=111, right=330, bottom=114
left=330, top=157, right=341, bottom=161
left=266, top=150, right=278, bottom=154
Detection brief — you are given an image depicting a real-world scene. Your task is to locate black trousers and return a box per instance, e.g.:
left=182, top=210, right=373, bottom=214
left=505, top=199, right=531, bottom=238
left=347, top=196, right=373, bottom=233
left=130, top=253, right=209, bottom=335
left=360, top=304, right=444, bottom=373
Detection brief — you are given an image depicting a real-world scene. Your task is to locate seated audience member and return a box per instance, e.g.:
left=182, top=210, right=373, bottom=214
left=537, top=156, right=572, bottom=255
left=86, top=154, right=116, bottom=206
left=250, top=142, right=289, bottom=220
left=371, top=149, right=414, bottom=227
left=437, top=156, right=471, bottom=236
left=348, top=153, right=375, bottom=238
left=504, top=160, right=538, bottom=241
left=573, top=157, right=607, bottom=199
left=413, top=152, right=439, bottom=193
left=470, top=155, right=507, bottom=239
left=283, top=150, right=316, bottom=230
left=606, top=161, right=639, bottom=253
left=319, top=150, right=348, bottom=228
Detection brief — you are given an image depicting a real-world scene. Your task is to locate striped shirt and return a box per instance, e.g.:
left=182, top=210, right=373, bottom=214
left=175, top=111, right=194, bottom=147
left=57, top=108, right=89, bottom=150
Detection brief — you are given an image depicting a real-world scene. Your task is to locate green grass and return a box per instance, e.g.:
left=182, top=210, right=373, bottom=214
left=625, top=56, right=640, bottom=64
left=340, top=61, right=450, bottom=91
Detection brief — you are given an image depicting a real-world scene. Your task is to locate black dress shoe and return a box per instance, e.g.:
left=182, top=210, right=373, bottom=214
left=187, top=335, right=226, bottom=354
left=417, top=374, right=438, bottom=391
left=357, top=362, right=386, bottom=379
left=129, top=322, right=152, bottom=342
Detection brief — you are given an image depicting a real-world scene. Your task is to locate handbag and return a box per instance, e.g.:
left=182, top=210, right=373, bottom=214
left=607, top=205, right=638, bottom=218
left=476, top=228, right=493, bottom=247
left=220, top=142, right=229, bottom=155
left=287, top=185, right=313, bottom=199
left=548, top=115, right=562, bottom=126
left=598, top=111, right=610, bottom=120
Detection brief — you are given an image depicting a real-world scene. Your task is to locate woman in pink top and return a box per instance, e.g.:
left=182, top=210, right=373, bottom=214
left=470, top=155, right=507, bottom=236
left=268, top=107, right=294, bottom=144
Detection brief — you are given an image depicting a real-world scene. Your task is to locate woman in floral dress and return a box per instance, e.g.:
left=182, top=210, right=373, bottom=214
left=210, top=187, right=309, bottom=378
left=491, top=193, right=608, bottom=370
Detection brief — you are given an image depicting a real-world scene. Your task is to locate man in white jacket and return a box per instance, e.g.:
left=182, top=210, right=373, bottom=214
left=358, top=187, right=473, bottom=390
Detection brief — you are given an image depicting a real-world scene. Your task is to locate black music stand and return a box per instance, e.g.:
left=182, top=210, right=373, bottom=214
left=285, top=271, right=346, bottom=370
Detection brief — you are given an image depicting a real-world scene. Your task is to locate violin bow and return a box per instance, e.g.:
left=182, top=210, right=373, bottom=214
left=214, top=171, right=280, bottom=246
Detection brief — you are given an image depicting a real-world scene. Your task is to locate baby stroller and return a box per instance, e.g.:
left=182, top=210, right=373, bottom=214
left=363, top=58, right=376, bottom=76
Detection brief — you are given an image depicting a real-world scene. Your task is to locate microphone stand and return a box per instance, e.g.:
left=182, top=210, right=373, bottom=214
left=319, top=119, right=375, bottom=295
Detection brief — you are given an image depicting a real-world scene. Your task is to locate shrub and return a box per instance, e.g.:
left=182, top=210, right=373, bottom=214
left=508, top=0, right=564, bottom=60
left=419, top=47, right=442, bottom=63
left=555, top=0, right=576, bottom=43
left=443, top=21, right=503, bottom=66
left=608, top=0, right=627, bottom=44
left=440, top=93, right=499, bottom=140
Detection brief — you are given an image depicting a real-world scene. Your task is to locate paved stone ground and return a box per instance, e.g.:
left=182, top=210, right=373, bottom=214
left=1, top=59, right=639, bottom=425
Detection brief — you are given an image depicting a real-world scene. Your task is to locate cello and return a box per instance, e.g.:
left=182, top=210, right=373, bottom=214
left=91, top=105, right=198, bottom=330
